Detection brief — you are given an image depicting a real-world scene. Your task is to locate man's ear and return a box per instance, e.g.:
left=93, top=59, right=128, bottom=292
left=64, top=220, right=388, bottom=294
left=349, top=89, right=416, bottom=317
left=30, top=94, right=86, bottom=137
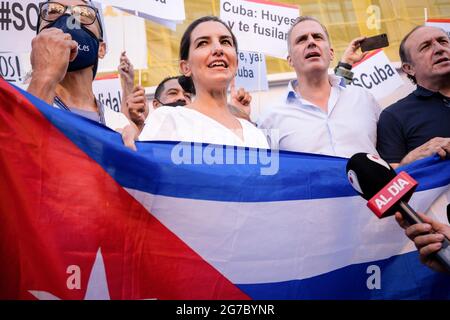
left=402, top=62, right=415, bottom=78
left=179, top=60, right=192, bottom=77
left=98, top=42, right=107, bottom=59
left=329, top=47, right=335, bottom=61
left=152, top=99, right=161, bottom=109
left=287, top=54, right=293, bottom=68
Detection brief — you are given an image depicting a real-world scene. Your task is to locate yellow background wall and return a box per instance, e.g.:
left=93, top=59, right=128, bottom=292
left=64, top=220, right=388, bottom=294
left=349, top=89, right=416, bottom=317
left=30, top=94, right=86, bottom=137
left=129, top=0, right=449, bottom=87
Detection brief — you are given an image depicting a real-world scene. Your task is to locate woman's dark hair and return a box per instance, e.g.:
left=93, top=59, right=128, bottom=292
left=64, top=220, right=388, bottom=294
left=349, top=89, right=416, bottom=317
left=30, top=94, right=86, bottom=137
left=179, top=16, right=238, bottom=61
left=178, top=75, right=196, bottom=95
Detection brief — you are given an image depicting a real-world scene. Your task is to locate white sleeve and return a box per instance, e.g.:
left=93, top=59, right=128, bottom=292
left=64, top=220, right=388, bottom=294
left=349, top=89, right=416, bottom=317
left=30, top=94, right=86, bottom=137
left=256, top=109, right=279, bottom=149
left=104, top=108, right=131, bottom=131
left=367, top=91, right=382, bottom=120
left=138, top=109, right=177, bottom=141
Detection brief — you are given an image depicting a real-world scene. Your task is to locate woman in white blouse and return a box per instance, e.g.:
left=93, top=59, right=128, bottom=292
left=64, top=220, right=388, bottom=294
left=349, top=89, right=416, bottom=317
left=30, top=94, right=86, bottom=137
left=123, top=16, right=268, bottom=149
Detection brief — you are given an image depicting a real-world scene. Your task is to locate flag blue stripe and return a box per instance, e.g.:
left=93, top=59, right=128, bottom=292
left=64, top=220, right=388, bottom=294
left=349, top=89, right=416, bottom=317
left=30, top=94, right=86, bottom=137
left=237, top=251, right=450, bottom=300
left=19, top=85, right=450, bottom=202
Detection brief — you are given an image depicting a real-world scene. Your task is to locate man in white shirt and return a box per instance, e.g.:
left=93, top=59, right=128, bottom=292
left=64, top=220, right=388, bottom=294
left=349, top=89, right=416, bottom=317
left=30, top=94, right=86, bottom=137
left=258, top=16, right=381, bottom=158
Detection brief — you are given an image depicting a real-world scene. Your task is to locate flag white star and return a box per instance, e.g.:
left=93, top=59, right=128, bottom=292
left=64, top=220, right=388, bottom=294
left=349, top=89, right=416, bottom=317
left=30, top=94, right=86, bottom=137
left=29, top=248, right=110, bottom=300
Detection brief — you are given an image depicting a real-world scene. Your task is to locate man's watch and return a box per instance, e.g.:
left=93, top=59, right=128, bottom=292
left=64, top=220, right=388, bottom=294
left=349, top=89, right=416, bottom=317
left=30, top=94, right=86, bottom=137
left=337, top=61, right=353, bottom=70
left=334, top=61, right=354, bottom=84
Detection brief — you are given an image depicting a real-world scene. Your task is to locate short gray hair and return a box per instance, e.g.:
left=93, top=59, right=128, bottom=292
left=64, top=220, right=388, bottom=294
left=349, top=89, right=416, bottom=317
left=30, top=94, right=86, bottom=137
left=287, top=16, right=330, bottom=52
left=399, top=25, right=449, bottom=84
left=399, top=26, right=425, bottom=84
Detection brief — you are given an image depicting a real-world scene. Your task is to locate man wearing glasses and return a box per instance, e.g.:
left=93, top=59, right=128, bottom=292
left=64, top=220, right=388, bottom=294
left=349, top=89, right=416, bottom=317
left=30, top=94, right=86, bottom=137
left=27, top=0, right=130, bottom=130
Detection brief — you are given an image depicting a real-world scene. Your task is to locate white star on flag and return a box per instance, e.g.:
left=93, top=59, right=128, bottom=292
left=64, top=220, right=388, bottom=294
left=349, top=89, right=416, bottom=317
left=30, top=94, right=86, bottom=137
left=29, top=248, right=110, bottom=300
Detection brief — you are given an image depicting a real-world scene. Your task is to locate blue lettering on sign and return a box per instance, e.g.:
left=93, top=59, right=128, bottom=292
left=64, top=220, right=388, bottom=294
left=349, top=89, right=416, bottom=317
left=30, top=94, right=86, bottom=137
left=351, top=64, right=395, bottom=89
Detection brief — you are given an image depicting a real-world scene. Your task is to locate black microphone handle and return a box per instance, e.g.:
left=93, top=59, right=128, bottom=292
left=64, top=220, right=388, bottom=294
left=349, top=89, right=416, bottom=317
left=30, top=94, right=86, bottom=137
left=398, top=201, right=424, bottom=225
left=399, top=201, right=450, bottom=273
left=447, top=203, right=450, bottom=224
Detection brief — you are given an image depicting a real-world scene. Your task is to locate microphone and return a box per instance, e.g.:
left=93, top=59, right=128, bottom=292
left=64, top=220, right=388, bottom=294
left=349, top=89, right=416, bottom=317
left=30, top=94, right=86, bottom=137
left=447, top=204, right=450, bottom=224
left=346, top=153, right=450, bottom=272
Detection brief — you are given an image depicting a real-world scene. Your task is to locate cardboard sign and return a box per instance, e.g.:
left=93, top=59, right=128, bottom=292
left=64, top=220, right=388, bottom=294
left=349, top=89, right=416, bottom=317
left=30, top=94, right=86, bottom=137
left=220, top=0, right=299, bottom=59
left=93, top=74, right=123, bottom=112
left=0, top=0, right=39, bottom=53
left=235, top=50, right=268, bottom=92
left=351, top=50, right=404, bottom=101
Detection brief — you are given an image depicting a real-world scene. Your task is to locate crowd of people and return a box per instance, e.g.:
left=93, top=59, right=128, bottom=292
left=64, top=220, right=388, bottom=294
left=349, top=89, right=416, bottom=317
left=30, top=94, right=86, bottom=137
left=24, top=0, right=450, bottom=274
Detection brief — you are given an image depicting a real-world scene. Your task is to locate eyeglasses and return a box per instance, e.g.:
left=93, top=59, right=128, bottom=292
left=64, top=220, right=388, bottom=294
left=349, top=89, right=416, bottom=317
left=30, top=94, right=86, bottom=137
left=39, top=1, right=99, bottom=26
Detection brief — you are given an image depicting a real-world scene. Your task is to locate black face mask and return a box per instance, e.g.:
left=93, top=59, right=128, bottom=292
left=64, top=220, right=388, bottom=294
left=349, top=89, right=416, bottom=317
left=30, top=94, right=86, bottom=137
left=40, top=14, right=100, bottom=78
left=157, top=99, right=188, bottom=107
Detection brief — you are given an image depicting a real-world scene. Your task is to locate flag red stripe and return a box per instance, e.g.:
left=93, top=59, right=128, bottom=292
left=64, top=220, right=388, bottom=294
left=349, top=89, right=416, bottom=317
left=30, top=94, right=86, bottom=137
left=0, top=80, right=249, bottom=300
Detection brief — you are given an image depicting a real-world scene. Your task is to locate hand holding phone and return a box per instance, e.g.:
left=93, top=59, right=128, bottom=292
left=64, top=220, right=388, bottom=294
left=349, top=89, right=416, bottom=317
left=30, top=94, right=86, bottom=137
left=360, top=34, right=389, bottom=52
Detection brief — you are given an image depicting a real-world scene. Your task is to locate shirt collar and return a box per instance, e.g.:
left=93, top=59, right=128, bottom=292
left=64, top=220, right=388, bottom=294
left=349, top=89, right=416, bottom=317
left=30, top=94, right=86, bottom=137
left=286, top=80, right=298, bottom=103
left=285, top=74, right=345, bottom=104
left=414, top=85, right=437, bottom=98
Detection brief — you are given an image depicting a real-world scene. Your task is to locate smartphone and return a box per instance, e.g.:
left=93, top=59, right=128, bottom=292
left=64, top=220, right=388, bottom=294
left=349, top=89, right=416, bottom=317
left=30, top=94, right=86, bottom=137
left=360, top=34, right=389, bottom=52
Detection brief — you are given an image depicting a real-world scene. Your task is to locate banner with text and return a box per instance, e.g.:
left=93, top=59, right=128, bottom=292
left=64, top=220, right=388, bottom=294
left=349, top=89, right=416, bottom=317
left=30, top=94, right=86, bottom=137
left=425, top=19, right=450, bottom=38
left=0, top=0, right=39, bottom=53
left=235, top=50, right=268, bottom=92
left=220, top=0, right=299, bottom=59
left=351, top=50, right=403, bottom=101
left=93, top=74, right=123, bottom=112
left=0, top=52, right=29, bottom=85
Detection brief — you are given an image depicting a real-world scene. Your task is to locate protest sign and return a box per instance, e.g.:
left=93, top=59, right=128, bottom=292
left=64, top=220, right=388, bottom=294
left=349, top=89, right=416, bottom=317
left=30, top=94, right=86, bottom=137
left=235, top=50, right=268, bottom=92
left=98, top=6, right=148, bottom=73
left=425, top=19, right=450, bottom=37
left=0, top=52, right=27, bottom=84
left=99, top=0, right=185, bottom=23
left=351, top=50, right=403, bottom=101
left=0, top=0, right=39, bottom=53
left=93, top=74, right=123, bottom=112
left=220, top=0, right=299, bottom=59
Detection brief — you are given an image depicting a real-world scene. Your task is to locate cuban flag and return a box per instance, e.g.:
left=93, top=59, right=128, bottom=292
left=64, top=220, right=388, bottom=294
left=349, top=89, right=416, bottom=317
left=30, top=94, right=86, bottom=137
left=1, top=78, right=450, bottom=300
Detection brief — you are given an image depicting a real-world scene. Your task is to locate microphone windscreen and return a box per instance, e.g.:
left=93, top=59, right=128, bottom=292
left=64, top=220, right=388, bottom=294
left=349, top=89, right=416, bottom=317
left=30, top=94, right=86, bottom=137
left=346, top=153, right=397, bottom=200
